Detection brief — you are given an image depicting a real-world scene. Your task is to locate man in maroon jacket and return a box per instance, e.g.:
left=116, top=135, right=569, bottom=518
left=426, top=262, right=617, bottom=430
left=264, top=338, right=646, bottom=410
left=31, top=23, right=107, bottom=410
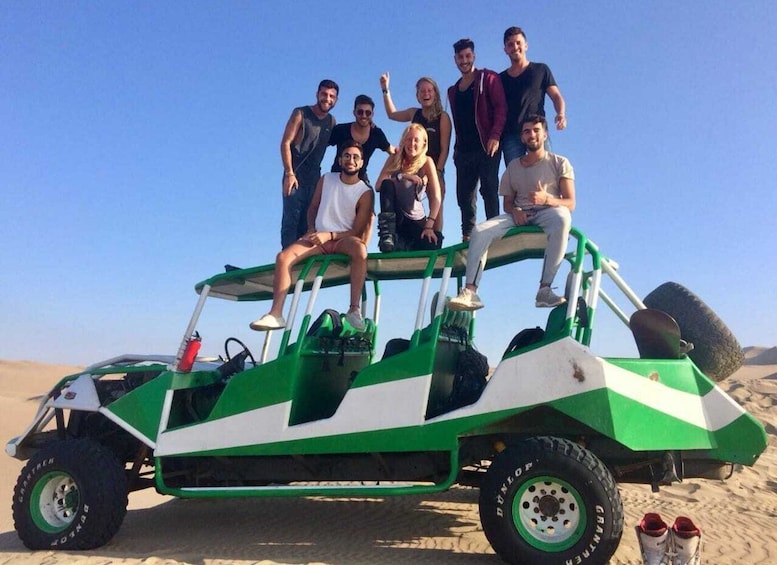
left=447, top=38, right=507, bottom=242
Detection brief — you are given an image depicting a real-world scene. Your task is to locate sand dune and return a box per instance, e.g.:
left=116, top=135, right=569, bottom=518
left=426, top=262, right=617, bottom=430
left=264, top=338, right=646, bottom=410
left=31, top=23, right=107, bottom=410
left=744, top=346, right=777, bottom=366
left=0, top=357, right=774, bottom=564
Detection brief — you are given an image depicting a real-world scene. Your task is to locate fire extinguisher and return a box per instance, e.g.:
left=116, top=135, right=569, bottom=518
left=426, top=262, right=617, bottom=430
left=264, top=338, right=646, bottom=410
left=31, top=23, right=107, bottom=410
left=179, top=332, right=202, bottom=372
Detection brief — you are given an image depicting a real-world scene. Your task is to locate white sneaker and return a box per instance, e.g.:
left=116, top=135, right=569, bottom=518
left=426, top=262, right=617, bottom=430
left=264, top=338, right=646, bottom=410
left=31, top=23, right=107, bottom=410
left=671, top=516, right=701, bottom=565
left=249, top=313, right=286, bottom=331
left=344, top=309, right=365, bottom=331
left=535, top=286, right=566, bottom=308
left=636, top=513, right=672, bottom=565
left=447, top=288, right=484, bottom=311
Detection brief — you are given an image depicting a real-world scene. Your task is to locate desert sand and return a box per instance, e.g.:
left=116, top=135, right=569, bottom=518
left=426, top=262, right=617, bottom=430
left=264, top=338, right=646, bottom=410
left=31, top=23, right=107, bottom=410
left=0, top=351, right=774, bottom=565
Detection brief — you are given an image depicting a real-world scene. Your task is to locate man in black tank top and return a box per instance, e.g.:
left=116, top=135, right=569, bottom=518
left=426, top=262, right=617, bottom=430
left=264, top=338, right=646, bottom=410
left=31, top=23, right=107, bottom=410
left=279, top=79, right=339, bottom=248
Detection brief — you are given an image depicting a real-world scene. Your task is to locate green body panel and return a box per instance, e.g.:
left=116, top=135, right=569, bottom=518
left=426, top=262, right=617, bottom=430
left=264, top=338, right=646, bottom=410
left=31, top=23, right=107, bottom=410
left=706, top=414, right=768, bottom=464
left=549, top=388, right=766, bottom=463
left=207, top=356, right=297, bottom=420
left=606, top=357, right=716, bottom=396
left=351, top=341, right=434, bottom=388
left=105, top=372, right=173, bottom=441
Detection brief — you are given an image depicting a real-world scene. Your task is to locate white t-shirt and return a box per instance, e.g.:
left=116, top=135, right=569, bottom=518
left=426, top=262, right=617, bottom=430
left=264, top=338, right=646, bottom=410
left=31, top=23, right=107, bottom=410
left=315, top=172, right=371, bottom=232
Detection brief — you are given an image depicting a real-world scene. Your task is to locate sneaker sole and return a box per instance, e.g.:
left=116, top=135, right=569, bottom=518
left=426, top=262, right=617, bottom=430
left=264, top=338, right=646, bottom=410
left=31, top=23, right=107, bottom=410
left=250, top=323, right=284, bottom=331
left=536, top=299, right=567, bottom=308
left=447, top=301, right=483, bottom=312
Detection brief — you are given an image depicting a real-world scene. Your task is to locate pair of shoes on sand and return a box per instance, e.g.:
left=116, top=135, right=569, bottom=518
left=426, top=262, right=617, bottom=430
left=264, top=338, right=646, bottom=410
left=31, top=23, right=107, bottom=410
left=636, top=512, right=701, bottom=565
left=448, top=286, right=566, bottom=312
left=250, top=310, right=365, bottom=332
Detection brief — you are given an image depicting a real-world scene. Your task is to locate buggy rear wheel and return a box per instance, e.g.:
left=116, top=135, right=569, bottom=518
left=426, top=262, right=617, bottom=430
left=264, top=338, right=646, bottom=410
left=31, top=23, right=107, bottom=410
left=479, top=437, right=623, bottom=565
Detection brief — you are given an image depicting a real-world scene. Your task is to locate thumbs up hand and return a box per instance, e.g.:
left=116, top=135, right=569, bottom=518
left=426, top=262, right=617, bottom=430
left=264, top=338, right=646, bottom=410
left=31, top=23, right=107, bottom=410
left=529, top=180, right=551, bottom=206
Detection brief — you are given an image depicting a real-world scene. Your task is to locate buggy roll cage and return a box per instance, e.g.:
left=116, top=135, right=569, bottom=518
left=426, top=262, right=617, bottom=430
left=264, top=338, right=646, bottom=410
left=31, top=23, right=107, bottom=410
left=178, top=226, right=647, bottom=369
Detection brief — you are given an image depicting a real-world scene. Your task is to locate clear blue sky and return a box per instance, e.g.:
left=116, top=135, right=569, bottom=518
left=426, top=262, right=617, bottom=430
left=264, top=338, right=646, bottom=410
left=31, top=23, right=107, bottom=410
left=2, top=1, right=775, bottom=366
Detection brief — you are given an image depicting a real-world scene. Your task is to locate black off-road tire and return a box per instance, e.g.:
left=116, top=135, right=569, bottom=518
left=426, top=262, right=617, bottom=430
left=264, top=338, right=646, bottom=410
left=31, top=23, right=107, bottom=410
left=643, top=281, right=743, bottom=381
left=12, top=438, right=128, bottom=550
left=479, top=437, right=623, bottom=565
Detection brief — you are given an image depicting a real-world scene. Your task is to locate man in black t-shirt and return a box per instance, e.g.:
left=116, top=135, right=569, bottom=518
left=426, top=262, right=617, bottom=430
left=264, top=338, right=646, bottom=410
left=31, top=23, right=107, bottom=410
left=500, top=27, right=567, bottom=166
left=328, top=94, right=395, bottom=185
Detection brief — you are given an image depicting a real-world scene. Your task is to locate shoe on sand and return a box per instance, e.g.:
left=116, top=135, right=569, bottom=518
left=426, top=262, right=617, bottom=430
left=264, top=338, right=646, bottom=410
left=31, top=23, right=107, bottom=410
left=535, top=286, right=566, bottom=308
left=447, top=288, right=484, bottom=311
left=635, top=512, right=671, bottom=565
left=671, top=516, right=701, bottom=565
left=249, top=313, right=286, bottom=331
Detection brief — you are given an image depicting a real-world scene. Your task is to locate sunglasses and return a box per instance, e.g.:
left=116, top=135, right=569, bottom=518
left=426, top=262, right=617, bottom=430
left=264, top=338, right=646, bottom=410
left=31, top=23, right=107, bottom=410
left=355, top=109, right=373, bottom=117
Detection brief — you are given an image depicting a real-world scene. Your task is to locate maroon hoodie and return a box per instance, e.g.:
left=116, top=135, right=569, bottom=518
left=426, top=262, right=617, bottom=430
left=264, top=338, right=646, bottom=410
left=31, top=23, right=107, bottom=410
left=447, top=68, right=507, bottom=153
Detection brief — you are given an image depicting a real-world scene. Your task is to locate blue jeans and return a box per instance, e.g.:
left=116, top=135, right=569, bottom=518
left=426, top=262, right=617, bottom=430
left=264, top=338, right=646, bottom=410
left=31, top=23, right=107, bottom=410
left=280, top=183, right=315, bottom=249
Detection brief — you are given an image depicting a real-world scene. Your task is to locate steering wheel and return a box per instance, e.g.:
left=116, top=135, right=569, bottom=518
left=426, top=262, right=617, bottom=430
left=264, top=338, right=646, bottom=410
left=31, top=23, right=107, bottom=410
left=224, top=337, right=257, bottom=367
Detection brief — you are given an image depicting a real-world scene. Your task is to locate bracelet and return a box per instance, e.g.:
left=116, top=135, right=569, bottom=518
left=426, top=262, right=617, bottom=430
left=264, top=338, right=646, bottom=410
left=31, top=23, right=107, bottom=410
left=426, top=216, right=437, bottom=223
left=382, top=89, right=389, bottom=94
left=284, top=171, right=295, bottom=177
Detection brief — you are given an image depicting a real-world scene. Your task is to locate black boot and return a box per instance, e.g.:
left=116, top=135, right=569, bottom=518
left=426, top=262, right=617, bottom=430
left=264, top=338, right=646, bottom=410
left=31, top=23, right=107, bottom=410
left=377, top=212, right=396, bottom=253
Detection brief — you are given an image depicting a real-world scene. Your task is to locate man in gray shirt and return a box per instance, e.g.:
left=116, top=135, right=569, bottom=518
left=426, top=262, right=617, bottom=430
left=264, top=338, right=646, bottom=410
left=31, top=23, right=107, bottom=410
left=448, top=114, right=575, bottom=311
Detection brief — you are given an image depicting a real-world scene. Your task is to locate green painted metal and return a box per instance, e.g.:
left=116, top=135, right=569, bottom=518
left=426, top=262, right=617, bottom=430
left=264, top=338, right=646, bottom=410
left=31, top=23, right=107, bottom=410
left=605, top=357, right=716, bottom=396
left=512, top=475, right=586, bottom=551
left=705, top=414, right=768, bottom=465
left=207, top=357, right=297, bottom=420
left=30, top=471, right=75, bottom=533
left=104, top=372, right=173, bottom=441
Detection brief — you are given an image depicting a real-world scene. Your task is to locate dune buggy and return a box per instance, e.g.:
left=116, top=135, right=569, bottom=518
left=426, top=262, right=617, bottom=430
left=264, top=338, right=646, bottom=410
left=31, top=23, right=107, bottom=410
left=7, top=226, right=766, bottom=565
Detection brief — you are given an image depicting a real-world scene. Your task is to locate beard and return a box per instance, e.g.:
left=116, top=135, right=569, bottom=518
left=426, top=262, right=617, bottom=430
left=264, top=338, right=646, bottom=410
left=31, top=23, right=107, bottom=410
left=341, top=168, right=360, bottom=178
left=526, top=141, right=542, bottom=152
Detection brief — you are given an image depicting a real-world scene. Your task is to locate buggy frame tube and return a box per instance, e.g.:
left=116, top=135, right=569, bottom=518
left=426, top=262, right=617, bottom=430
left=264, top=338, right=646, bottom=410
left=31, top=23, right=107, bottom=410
left=174, top=284, right=210, bottom=370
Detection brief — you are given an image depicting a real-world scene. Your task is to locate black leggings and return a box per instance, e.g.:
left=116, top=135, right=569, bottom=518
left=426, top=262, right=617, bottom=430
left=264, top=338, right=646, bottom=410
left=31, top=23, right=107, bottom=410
left=379, top=179, right=443, bottom=251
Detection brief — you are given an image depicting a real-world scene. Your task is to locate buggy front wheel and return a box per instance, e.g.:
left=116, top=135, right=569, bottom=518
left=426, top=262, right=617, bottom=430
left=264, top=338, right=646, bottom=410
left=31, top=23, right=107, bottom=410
left=12, top=439, right=128, bottom=550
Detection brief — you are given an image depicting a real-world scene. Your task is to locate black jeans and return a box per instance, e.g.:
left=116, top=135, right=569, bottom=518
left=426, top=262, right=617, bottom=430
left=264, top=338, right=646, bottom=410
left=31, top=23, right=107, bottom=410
left=454, top=148, right=500, bottom=238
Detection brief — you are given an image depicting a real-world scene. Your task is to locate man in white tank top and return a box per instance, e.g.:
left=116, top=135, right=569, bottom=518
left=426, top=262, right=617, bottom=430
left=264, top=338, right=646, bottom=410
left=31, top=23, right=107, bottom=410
left=251, top=141, right=374, bottom=331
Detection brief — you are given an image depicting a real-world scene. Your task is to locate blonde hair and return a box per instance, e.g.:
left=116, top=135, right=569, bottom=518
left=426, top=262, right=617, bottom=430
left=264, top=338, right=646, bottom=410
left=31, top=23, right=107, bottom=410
left=385, top=123, right=428, bottom=175
left=415, top=77, right=443, bottom=122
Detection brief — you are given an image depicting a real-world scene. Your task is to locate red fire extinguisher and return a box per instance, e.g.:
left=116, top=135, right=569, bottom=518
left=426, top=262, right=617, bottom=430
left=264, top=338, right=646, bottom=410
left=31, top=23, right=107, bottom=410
left=179, top=332, right=201, bottom=372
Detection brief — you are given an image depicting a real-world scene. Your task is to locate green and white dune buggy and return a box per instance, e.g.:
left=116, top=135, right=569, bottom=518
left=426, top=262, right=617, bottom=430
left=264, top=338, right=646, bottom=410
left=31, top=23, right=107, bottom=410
left=7, top=226, right=766, bottom=565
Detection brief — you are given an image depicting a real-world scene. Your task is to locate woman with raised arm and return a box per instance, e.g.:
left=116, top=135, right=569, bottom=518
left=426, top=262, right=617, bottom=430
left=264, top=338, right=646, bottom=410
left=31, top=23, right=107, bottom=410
left=374, top=123, right=443, bottom=253
left=380, top=72, right=451, bottom=219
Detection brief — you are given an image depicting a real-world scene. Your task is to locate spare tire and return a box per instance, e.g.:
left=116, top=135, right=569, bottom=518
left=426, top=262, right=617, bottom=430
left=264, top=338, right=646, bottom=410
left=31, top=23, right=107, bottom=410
left=643, top=282, right=743, bottom=381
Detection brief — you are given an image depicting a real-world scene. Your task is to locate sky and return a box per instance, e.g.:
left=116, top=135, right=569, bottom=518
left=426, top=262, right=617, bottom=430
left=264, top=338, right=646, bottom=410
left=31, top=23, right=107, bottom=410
left=2, top=1, right=776, bottom=367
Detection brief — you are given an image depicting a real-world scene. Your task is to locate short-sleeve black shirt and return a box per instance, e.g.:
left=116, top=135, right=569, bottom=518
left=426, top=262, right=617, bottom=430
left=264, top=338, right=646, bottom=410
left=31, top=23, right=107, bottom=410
left=500, top=62, right=557, bottom=135
left=329, top=122, right=390, bottom=181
